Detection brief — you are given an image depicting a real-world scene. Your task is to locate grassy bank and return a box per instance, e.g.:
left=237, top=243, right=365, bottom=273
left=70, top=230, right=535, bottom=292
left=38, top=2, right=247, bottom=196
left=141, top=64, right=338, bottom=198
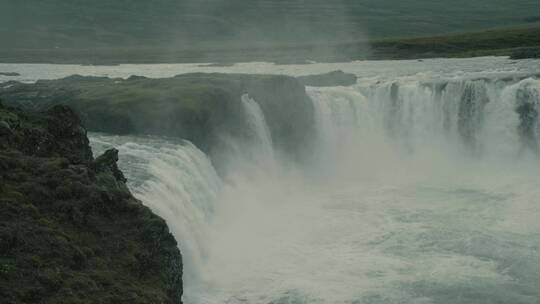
left=368, top=26, right=540, bottom=59
left=1, top=26, right=540, bottom=64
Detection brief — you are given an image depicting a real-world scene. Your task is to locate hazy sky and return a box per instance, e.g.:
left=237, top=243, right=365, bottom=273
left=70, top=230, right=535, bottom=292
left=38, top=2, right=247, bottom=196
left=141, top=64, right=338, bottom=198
left=1, top=0, right=540, bottom=49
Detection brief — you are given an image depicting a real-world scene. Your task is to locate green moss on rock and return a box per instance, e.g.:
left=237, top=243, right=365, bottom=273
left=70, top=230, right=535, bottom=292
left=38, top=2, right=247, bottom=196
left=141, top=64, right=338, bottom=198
left=0, top=102, right=183, bottom=304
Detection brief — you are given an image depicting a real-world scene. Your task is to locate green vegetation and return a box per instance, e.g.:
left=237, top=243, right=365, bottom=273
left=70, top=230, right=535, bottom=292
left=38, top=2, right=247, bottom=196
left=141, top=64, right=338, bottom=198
left=0, top=74, right=316, bottom=159
left=510, top=47, right=540, bottom=59
left=368, top=26, right=540, bottom=59
left=0, top=103, right=182, bottom=303
left=1, top=25, right=540, bottom=64
left=1, top=0, right=540, bottom=63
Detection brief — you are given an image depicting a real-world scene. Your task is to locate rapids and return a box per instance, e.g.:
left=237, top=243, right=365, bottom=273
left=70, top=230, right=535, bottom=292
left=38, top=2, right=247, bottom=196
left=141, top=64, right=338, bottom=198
left=4, top=57, right=540, bottom=303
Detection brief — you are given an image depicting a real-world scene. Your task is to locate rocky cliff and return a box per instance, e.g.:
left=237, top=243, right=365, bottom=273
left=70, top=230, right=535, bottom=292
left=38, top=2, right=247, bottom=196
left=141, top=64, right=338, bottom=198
left=0, top=102, right=183, bottom=304
left=0, top=73, right=316, bottom=162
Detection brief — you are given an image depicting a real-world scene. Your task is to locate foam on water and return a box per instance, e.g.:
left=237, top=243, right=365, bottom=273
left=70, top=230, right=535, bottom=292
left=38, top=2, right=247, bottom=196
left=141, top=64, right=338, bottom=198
left=68, top=58, right=540, bottom=303
left=91, top=135, right=221, bottom=288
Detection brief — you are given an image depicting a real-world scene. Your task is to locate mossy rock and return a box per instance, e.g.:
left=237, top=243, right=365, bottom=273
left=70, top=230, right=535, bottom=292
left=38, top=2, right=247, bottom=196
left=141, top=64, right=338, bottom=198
left=0, top=104, right=183, bottom=303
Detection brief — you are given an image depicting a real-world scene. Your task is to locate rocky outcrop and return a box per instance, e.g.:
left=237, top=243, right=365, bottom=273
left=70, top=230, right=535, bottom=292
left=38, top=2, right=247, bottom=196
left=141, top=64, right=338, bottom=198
left=0, top=73, right=316, bottom=161
left=297, top=70, right=357, bottom=87
left=243, top=75, right=315, bottom=159
left=0, top=102, right=183, bottom=304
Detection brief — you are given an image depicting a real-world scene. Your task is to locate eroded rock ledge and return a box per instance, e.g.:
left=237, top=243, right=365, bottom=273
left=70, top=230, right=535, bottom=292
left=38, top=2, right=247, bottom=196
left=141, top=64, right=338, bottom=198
left=0, top=102, right=182, bottom=304
left=297, top=70, right=357, bottom=87
left=0, top=73, right=316, bottom=161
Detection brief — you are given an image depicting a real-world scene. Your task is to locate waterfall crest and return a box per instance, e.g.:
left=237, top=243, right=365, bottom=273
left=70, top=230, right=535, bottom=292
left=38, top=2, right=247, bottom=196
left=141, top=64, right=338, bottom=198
left=240, top=94, right=275, bottom=164
left=308, top=77, right=540, bottom=160
left=90, top=72, right=540, bottom=304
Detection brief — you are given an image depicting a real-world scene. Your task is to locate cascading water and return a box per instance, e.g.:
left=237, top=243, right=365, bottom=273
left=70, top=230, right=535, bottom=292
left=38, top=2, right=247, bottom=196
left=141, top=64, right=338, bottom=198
left=504, top=78, right=540, bottom=157
left=90, top=94, right=284, bottom=303
left=241, top=94, right=275, bottom=158
left=90, top=135, right=222, bottom=295
left=308, top=77, right=540, bottom=161
left=87, top=65, right=540, bottom=304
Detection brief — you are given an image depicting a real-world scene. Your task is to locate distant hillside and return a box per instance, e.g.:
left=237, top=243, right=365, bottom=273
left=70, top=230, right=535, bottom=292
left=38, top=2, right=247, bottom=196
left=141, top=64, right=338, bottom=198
left=368, top=26, right=540, bottom=60
left=1, top=0, right=540, bottom=50
left=1, top=25, right=540, bottom=64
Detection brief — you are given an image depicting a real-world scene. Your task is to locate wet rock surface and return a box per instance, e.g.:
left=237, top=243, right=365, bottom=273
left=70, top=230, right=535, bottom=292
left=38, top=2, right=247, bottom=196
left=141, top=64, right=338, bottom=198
left=297, top=70, right=357, bottom=87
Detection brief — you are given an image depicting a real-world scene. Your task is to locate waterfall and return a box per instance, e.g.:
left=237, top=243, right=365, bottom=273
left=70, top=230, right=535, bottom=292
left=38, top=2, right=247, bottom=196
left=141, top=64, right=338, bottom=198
left=90, top=135, right=222, bottom=291
left=89, top=94, right=281, bottom=303
left=88, top=71, right=540, bottom=304
left=220, top=93, right=279, bottom=175
left=505, top=78, right=540, bottom=157
left=308, top=86, right=371, bottom=150
left=240, top=94, right=275, bottom=161
left=308, top=77, right=540, bottom=161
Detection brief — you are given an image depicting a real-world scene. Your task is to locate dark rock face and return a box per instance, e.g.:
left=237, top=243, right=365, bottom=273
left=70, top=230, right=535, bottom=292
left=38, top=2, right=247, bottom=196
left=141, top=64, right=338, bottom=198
left=0, top=120, right=11, bottom=135
left=0, top=101, right=183, bottom=304
left=245, top=75, right=315, bottom=160
left=0, top=73, right=316, bottom=162
left=0, top=104, right=92, bottom=163
left=91, top=148, right=127, bottom=183
left=297, top=71, right=357, bottom=87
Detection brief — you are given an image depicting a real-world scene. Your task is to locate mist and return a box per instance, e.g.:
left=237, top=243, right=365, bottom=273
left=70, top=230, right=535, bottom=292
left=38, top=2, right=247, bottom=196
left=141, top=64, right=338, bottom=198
left=2, top=0, right=540, bottom=303
left=86, top=60, right=540, bottom=303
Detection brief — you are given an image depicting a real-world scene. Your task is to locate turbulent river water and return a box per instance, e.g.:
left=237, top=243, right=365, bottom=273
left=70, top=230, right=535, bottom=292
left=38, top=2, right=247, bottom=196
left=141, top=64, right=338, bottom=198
left=3, top=57, right=540, bottom=303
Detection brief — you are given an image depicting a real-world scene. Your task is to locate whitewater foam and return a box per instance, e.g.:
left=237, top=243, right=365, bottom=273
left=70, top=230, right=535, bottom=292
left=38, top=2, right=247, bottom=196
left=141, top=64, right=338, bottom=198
left=85, top=59, right=540, bottom=304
